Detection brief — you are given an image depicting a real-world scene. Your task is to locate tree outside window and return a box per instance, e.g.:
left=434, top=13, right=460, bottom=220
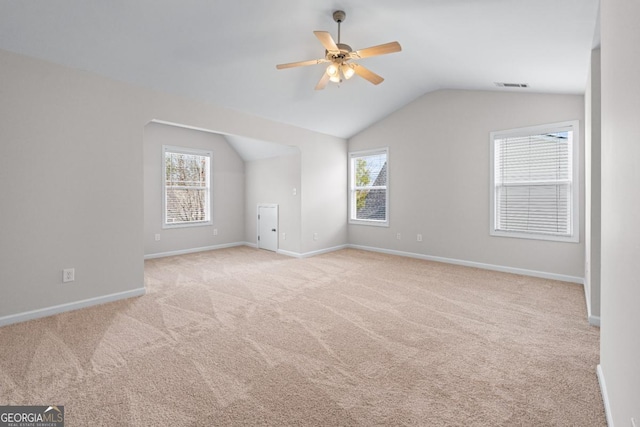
left=163, top=146, right=212, bottom=227
left=349, top=149, right=388, bottom=226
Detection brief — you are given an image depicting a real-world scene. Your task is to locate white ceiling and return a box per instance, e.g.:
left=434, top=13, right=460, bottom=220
left=224, top=134, right=299, bottom=162
left=0, top=0, right=599, bottom=140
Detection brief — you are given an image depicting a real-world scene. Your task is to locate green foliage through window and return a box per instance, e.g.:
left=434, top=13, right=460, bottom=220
left=355, top=158, right=371, bottom=210
left=350, top=149, right=388, bottom=224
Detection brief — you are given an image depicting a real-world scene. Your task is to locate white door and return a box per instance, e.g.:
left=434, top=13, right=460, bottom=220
left=257, top=205, right=278, bottom=252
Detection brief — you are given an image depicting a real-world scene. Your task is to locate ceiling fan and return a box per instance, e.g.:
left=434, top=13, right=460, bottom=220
left=276, top=10, right=402, bottom=90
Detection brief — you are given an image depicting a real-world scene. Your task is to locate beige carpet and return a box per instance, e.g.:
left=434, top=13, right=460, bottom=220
left=0, top=247, right=605, bottom=426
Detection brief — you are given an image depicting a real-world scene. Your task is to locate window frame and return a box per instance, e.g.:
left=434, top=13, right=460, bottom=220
left=162, top=145, right=213, bottom=229
left=348, top=147, right=389, bottom=227
left=489, top=120, right=579, bottom=242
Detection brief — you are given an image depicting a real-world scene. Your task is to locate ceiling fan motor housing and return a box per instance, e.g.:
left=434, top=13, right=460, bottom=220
left=326, top=43, right=353, bottom=63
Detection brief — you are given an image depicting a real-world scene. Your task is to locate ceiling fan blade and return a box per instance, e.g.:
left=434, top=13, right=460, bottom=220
left=314, top=72, right=330, bottom=90
left=314, top=31, right=339, bottom=53
left=352, top=41, right=402, bottom=59
left=276, top=58, right=328, bottom=70
left=351, top=63, right=384, bottom=85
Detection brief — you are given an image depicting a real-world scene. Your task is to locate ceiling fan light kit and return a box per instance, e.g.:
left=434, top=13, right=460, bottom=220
left=326, top=63, right=340, bottom=82
left=276, top=10, right=402, bottom=90
left=341, top=63, right=355, bottom=80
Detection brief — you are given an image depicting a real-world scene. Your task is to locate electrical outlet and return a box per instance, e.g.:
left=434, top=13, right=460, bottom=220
left=313, top=233, right=318, bottom=241
left=282, top=232, right=286, bottom=240
left=63, top=268, right=75, bottom=283
left=213, top=228, right=218, bottom=236
left=417, top=234, right=423, bottom=242
left=155, top=234, right=160, bottom=241
left=292, top=188, right=297, bottom=196
left=396, top=233, right=401, bottom=240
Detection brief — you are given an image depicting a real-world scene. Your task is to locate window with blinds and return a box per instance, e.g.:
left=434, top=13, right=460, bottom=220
left=349, top=148, right=389, bottom=226
left=163, top=146, right=212, bottom=228
left=490, top=121, right=579, bottom=242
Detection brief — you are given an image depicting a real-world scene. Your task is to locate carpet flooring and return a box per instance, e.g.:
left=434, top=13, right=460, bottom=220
left=0, top=247, right=605, bottom=426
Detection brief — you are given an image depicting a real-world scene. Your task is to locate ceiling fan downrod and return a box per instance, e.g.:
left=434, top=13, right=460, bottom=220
left=333, top=10, right=346, bottom=44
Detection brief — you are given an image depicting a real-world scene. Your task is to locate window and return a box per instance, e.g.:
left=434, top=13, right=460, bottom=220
left=349, top=148, right=389, bottom=226
left=163, top=145, right=212, bottom=228
left=490, top=121, right=579, bottom=242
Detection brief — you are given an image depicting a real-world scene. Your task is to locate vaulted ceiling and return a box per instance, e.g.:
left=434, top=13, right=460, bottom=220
left=0, top=0, right=599, bottom=139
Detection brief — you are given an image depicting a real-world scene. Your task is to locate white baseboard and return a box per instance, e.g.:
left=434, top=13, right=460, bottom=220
left=277, top=249, right=302, bottom=258
left=145, top=242, right=342, bottom=260
left=0, top=287, right=146, bottom=328
left=144, top=242, right=248, bottom=259
left=278, top=244, right=348, bottom=259
left=597, top=364, right=614, bottom=427
left=347, top=244, right=584, bottom=284
left=589, top=315, right=601, bottom=327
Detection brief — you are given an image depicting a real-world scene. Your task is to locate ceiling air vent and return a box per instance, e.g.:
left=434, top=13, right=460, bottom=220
left=494, top=82, right=529, bottom=88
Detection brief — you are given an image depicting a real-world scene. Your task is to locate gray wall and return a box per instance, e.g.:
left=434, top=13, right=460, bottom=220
left=584, top=48, right=601, bottom=324
left=299, top=139, right=348, bottom=254
left=0, top=49, right=146, bottom=321
left=245, top=152, right=302, bottom=254
left=348, top=90, right=585, bottom=279
left=0, top=48, right=346, bottom=323
left=144, top=122, right=245, bottom=257
left=600, top=0, right=640, bottom=423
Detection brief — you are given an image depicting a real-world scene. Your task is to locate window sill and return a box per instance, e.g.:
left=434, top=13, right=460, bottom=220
left=349, top=220, right=389, bottom=228
left=490, top=229, right=579, bottom=243
left=162, top=221, right=212, bottom=230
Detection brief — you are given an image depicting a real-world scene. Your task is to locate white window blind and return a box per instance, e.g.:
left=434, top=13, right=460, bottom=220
left=349, top=148, right=389, bottom=226
left=490, top=121, right=579, bottom=242
left=163, top=146, right=212, bottom=227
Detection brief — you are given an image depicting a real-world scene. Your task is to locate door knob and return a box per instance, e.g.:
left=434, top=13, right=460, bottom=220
left=271, top=229, right=276, bottom=232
